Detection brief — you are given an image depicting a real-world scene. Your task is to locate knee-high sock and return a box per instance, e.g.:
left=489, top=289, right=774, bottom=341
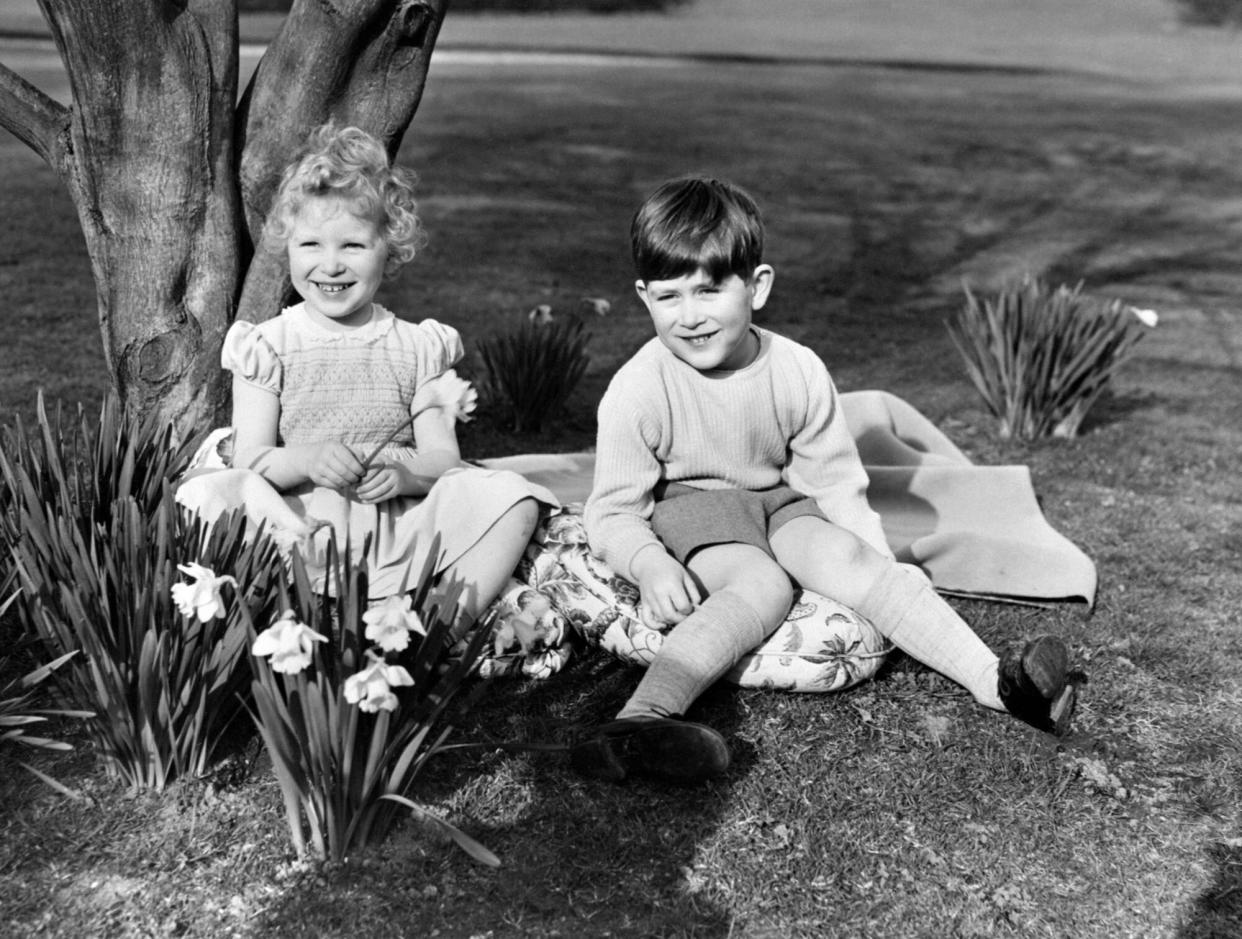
left=618, top=590, right=769, bottom=720
left=856, top=564, right=1002, bottom=710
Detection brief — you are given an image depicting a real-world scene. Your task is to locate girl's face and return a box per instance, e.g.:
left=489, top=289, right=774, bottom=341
left=287, top=196, right=388, bottom=330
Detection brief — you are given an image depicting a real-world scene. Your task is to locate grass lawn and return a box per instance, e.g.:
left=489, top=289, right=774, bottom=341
left=3, top=41, right=1242, bottom=939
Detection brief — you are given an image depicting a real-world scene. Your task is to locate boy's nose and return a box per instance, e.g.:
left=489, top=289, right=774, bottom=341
left=679, top=302, right=708, bottom=327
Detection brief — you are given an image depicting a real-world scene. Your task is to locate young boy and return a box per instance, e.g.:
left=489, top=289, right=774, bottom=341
left=573, top=176, right=1081, bottom=784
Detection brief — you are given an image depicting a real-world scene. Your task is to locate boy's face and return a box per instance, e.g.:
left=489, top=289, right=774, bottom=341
left=636, top=265, right=774, bottom=372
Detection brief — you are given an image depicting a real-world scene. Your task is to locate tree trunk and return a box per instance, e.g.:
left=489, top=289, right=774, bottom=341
left=22, top=0, right=241, bottom=432
left=0, top=0, right=448, bottom=431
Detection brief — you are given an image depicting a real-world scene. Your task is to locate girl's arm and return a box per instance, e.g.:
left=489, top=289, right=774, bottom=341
left=352, top=399, right=466, bottom=503
left=229, top=376, right=366, bottom=491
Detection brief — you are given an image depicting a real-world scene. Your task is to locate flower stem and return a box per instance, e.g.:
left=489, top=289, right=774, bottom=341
left=360, top=415, right=417, bottom=470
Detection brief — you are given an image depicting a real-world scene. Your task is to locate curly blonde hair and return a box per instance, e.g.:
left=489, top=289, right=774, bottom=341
left=265, top=124, right=426, bottom=277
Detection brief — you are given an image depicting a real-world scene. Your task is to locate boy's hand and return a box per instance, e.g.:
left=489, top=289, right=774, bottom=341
left=303, top=442, right=365, bottom=489
left=631, top=546, right=701, bottom=625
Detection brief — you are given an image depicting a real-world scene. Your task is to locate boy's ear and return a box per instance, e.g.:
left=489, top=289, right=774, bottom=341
left=634, top=279, right=652, bottom=310
left=750, top=264, right=775, bottom=311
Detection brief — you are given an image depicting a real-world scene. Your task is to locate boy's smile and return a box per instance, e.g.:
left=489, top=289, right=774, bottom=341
left=287, top=195, right=389, bottom=330
left=637, top=265, right=774, bottom=372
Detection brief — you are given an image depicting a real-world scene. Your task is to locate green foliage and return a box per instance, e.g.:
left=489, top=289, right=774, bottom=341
left=476, top=312, right=591, bottom=435
left=245, top=538, right=497, bottom=865
left=0, top=396, right=285, bottom=789
left=1170, top=0, right=1242, bottom=26
left=946, top=278, right=1154, bottom=441
left=0, top=587, right=91, bottom=756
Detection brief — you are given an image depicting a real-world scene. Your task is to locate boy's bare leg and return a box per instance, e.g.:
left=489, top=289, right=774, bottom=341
left=617, top=542, right=793, bottom=719
left=769, top=516, right=1004, bottom=709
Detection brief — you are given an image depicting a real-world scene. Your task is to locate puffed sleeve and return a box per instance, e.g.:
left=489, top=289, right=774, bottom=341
left=221, top=322, right=282, bottom=394
left=412, top=318, right=465, bottom=386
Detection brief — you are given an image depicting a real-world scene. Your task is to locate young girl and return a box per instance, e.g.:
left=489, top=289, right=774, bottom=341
left=212, top=124, right=555, bottom=624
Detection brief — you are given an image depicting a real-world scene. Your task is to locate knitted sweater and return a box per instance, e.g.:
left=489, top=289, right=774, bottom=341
left=584, top=327, right=891, bottom=579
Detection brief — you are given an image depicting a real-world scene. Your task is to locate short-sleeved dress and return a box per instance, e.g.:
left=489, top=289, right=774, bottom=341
left=220, top=302, right=557, bottom=598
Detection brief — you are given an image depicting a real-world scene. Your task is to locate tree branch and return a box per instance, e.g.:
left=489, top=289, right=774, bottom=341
left=0, top=64, right=71, bottom=174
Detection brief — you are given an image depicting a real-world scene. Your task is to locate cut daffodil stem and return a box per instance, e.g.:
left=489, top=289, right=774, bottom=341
left=360, top=414, right=418, bottom=469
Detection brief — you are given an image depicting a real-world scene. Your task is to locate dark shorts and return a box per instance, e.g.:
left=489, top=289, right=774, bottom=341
left=650, top=482, right=826, bottom=564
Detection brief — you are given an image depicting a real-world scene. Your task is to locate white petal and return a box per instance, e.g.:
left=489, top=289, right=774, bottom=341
left=382, top=664, right=415, bottom=687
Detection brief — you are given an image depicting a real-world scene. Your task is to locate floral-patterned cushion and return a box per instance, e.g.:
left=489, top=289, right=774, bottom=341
left=478, top=506, right=889, bottom=693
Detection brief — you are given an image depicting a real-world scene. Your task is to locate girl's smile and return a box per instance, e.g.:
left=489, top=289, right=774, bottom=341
left=287, top=196, right=389, bottom=330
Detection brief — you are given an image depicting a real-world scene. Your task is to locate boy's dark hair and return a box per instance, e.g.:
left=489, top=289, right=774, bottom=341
left=630, top=176, right=765, bottom=283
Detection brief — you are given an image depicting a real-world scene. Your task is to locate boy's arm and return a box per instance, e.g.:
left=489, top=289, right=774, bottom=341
left=785, top=359, right=894, bottom=559
left=583, top=381, right=668, bottom=580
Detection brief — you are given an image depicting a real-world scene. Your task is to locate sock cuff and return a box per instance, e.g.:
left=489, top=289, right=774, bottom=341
left=858, top=562, right=934, bottom=631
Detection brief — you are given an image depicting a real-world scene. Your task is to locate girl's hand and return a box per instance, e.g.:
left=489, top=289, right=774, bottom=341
left=353, top=463, right=405, bottom=504
left=353, top=461, right=442, bottom=503
left=303, top=441, right=366, bottom=489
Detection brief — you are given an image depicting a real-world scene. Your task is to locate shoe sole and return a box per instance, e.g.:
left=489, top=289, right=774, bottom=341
left=1022, top=636, right=1070, bottom=699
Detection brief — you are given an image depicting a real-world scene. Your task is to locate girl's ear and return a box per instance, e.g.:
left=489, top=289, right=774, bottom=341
left=749, top=264, right=775, bottom=311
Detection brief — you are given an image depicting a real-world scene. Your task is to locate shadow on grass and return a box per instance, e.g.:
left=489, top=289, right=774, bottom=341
left=1179, top=839, right=1242, bottom=939
left=249, top=653, right=749, bottom=937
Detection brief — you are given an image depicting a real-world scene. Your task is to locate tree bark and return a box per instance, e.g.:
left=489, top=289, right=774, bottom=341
left=9, top=0, right=242, bottom=431
left=0, top=0, right=448, bottom=429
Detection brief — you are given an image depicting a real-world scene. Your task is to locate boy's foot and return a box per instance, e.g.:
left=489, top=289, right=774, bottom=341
left=569, top=715, right=730, bottom=784
left=998, top=636, right=1081, bottom=736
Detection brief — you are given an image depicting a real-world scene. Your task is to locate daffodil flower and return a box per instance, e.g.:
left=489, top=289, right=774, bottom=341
left=1129, top=306, right=1159, bottom=328
left=171, top=562, right=237, bottom=623
left=252, top=610, right=328, bottom=675
left=362, top=594, right=426, bottom=653
left=581, top=296, right=611, bottom=317
left=410, top=368, right=478, bottom=424
left=343, top=651, right=414, bottom=713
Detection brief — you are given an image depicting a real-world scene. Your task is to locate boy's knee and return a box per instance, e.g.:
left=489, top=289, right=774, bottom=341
left=724, top=558, right=793, bottom=625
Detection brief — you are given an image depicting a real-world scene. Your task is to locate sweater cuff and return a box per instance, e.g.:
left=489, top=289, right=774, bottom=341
left=608, top=530, right=666, bottom=583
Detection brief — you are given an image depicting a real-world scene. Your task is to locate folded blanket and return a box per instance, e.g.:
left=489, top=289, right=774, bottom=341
left=481, top=389, right=1097, bottom=606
